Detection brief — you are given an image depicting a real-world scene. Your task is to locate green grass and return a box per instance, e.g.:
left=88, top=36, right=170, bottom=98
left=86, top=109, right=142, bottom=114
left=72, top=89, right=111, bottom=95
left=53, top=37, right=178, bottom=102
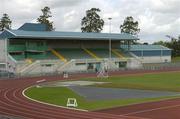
left=25, top=86, right=180, bottom=111
left=25, top=87, right=85, bottom=108
left=25, top=71, right=180, bottom=111
left=86, top=71, right=180, bottom=92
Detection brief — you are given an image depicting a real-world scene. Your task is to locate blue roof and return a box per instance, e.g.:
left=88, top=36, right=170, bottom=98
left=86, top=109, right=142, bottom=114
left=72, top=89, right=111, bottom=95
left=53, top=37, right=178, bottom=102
left=121, top=45, right=171, bottom=51
left=0, top=29, right=139, bottom=41
left=18, top=23, right=47, bottom=31
left=0, top=30, right=14, bottom=39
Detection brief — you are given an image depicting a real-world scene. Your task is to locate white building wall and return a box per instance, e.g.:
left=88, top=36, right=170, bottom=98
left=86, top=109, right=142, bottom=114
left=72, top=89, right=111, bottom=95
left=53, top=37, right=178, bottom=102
left=140, top=56, right=171, bottom=63
left=126, top=58, right=143, bottom=69
left=0, top=39, right=6, bottom=62
left=74, top=64, right=87, bottom=71
left=0, top=39, right=18, bottom=72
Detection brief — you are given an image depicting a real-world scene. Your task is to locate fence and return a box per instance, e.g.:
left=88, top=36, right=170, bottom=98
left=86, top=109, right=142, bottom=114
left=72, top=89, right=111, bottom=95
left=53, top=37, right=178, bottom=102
left=1, top=61, right=180, bottom=79
left=143, top=62, right=180, bottom=70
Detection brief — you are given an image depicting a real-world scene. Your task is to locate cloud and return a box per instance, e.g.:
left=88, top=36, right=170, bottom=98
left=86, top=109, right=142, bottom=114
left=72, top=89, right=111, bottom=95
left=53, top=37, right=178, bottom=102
left=47, top=0, right=87, bottom=8
left=0, top=0, right=179, bottom=43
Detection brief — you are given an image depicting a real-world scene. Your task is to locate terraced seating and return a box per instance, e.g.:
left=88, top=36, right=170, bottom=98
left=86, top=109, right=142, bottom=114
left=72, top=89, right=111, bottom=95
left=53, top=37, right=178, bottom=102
left=46, top=51, right=59, bottom=60
left=115, top=49, right=132, bottom=58
left=10, top=48, right=131, bottom=61
left=55, top=49, right=92, bottom=60
left=26, top=53, right=46, bottom=60
left=89, top=49, right=117, bottom=58
left=55, top=48, right=131, bottom=60
left=10, top=51, right=59, bottom=61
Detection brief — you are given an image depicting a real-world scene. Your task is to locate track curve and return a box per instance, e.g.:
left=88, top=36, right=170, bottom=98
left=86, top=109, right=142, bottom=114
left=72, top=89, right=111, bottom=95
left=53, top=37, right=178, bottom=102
left=0, top=74, right=142, bottom=119
left=1, top=69, right=180, bottom=119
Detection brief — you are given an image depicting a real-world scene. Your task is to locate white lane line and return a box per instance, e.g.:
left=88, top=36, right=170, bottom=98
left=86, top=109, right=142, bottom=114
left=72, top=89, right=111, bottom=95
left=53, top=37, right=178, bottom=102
left=22, top=86, right=126, bottom=119
left=13, top=89, right=91, bottom=119
left=0, top=87, right=148, bottom=119
left=22, top=86, right=88, bottom=112
left=122, top=103, right=180, bottom=116
left=9, top=88, right=79, bottom=119
left=36, top=79, right=46, bottom=83
left=2, top=88, right=56, bottom=119
left=0, top=89, right=40, bottom=119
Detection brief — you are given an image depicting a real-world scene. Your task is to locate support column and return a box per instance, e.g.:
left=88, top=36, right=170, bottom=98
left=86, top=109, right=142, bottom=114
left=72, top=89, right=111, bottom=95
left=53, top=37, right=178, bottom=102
left=127, top=40, right=130, bottom=51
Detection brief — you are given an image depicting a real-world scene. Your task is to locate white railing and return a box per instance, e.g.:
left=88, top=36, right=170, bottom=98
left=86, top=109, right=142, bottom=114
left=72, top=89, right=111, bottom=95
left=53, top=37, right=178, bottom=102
left=74, top=58, right=128, bottom=63
left=74, top=58, right=100, bottom=63
left=16, top=61, right=31, bottom=72
left=8, top=54, right=17, bottom=63
left=57, top=60, right=75, bottom=72
left=6, top=54, right=17, bottom=73
left=16, top=57, right=143, bottom=76
left=20, top=60, right=40, bottom=73
left=129, top=52, right=141, bottom=60
left=18, top=59, right=65, bottom=75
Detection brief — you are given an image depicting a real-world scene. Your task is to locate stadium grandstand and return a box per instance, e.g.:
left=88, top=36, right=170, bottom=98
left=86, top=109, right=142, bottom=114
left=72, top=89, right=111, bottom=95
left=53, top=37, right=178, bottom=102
left=0, top=23, right=171, bottom=76
left=121, top=44, right=171, bottom=63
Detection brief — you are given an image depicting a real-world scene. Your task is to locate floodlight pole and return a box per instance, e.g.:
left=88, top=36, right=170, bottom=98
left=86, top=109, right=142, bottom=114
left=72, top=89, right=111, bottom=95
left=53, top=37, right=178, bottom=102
left=108, top=17, right=112, bottom=60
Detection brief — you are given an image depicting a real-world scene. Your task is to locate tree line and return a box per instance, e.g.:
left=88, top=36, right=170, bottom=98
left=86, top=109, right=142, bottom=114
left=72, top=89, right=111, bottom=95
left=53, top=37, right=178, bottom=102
left=153, top=36, right=180, bottom=57
left=0, top=7, right=140, bottom=36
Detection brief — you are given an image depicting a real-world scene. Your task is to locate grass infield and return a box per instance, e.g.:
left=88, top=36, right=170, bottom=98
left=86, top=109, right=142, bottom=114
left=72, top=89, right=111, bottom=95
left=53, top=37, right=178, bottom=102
left=25, top=71, right=180, bottom=111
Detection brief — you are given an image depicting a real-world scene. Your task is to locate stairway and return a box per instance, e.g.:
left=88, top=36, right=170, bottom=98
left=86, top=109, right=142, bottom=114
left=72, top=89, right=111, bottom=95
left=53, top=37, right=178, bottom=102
left=82, top=48, right=101, bottom=60
left=50, top=49, right=67, bottom=62
left=111, top=49, right=125, bottom=59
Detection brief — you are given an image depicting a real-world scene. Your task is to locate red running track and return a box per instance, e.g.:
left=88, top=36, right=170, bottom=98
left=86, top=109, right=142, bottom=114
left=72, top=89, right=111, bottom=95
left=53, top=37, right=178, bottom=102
left=1, top=69, right=180, bottom=119
left=0, top=74, right=142, bottom=119
left=96, top=97, right=180, bottom=119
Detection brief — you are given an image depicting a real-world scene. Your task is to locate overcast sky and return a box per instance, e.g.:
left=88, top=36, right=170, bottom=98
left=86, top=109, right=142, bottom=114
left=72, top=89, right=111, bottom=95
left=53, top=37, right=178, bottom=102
left=0, top=0, right=180, bottom=43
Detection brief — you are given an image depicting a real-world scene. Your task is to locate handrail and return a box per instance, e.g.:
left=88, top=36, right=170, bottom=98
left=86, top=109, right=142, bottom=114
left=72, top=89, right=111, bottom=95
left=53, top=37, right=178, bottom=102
left=8, top=54, right=17, bottom=63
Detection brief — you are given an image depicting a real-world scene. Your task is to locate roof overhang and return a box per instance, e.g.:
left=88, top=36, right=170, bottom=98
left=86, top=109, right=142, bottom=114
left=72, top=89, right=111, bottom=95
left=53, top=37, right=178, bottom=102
left=0, top=29, right=139, bottom=41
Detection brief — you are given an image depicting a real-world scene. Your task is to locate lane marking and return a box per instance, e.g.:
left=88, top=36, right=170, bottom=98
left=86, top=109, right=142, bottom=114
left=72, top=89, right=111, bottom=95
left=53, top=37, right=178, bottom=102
left=122, top=102, right=180, bottom=116
left=36, top=79, right=46, bottom=83
left=3, top=88, right=54, bottom=119
left=0, top=89, right=51, bottom=119
left=8, top=88, right=87, bottom=119
left=14, top=88, right=96, bottom=119
left=22, top=86, right=88, bottom=112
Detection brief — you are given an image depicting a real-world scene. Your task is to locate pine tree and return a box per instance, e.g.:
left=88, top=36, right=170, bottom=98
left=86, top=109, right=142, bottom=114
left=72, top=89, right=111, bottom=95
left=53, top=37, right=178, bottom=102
left=0, top=13, right=12, bottom=31
left=37, top=6, right=54, bottom=31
